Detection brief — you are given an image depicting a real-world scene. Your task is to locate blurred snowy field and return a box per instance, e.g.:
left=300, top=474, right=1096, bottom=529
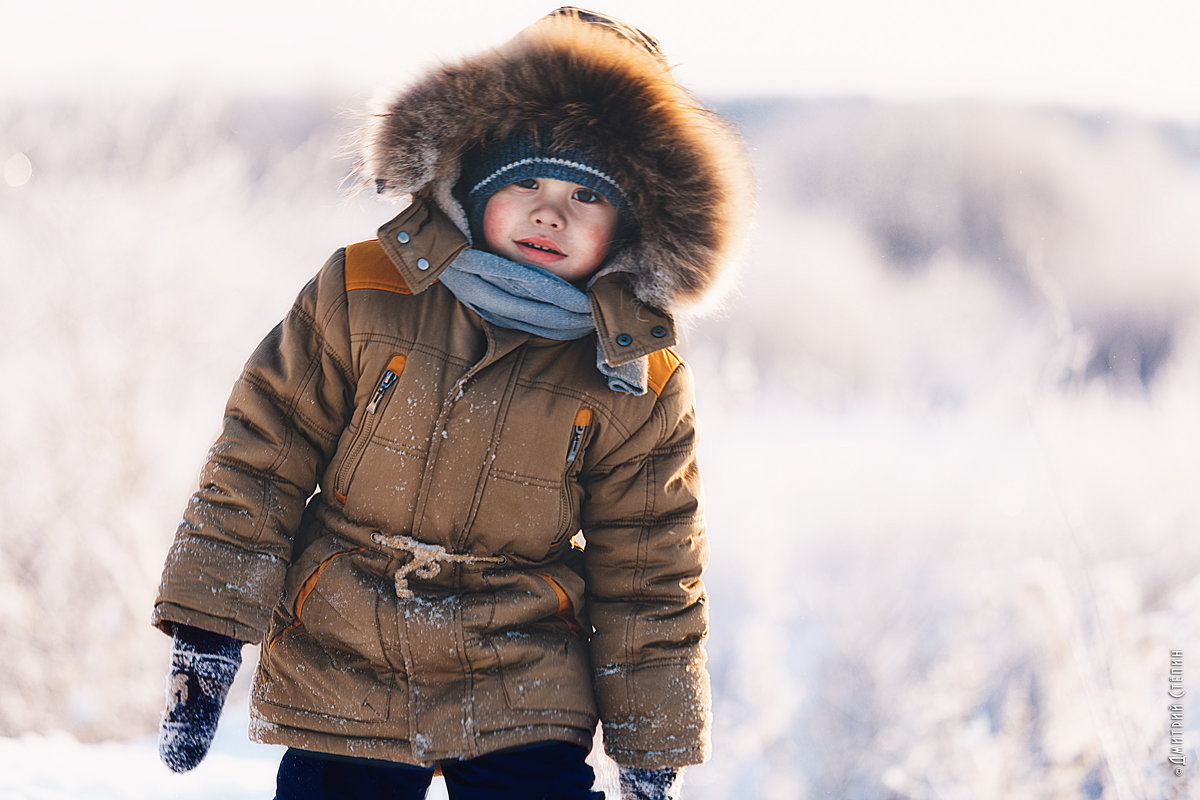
left=0, top=703, right=282, bottom=800
left=3, top=93, right=1200, bottom=798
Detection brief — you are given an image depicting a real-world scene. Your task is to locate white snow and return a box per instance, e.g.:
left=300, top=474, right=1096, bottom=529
left=0, top=705, right=280, bottom=800
left=0, top=705, right=453, bottom=800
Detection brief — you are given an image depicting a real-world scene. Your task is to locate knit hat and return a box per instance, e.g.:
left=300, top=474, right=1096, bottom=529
left=459, top=127, right=636, bottom=248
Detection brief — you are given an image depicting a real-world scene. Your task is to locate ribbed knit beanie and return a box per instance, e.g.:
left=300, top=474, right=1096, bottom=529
left=460, top=127, right=635, bottom=248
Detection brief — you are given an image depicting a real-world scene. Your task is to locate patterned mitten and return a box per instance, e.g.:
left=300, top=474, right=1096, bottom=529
left=158, top=624, right=242, bottom=772
left=619, top=766, right=683, bottom=800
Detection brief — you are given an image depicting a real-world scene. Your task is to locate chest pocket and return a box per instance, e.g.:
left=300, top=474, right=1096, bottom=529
left=555, top=408, right=593, bottom=546
left=478, top=406, right=594, bottom=561
left=333, top=354, right=408, bottom=504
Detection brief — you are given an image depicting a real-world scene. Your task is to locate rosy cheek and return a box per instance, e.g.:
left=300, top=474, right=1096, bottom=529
left=586, top=234, right=610, bottom=265
left=481, top=197, right=512, bottom=251
left=583, top=218, right=616, bottom=262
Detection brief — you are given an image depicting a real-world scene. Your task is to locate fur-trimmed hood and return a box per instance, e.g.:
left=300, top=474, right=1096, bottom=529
left=356, top=8, right=753, bottom=313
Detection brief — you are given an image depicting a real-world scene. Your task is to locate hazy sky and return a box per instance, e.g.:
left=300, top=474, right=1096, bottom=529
left=3, top=0, right=1197, bottom=120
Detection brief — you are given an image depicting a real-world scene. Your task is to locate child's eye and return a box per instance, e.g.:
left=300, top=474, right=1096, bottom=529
left=573, top=188, right=602, bottom=204
left=514, top=178, right=538, bottom=189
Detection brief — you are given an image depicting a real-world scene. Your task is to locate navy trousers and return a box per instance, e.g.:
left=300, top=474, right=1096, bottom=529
left=274, top=741, right=606, bottom=800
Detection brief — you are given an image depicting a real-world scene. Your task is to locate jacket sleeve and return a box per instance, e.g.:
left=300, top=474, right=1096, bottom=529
left=581, top=362, right=711, bottom=769
left=151, top=251, right=355, bottom=643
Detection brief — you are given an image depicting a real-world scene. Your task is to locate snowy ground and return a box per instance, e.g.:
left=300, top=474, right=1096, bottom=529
left=0, top=704, right=282, bottom=800
left=0, top=705, right=460, bottom=800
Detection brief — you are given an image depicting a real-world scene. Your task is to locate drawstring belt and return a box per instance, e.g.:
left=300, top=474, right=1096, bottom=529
left=370, top=532, right=506, bottom=598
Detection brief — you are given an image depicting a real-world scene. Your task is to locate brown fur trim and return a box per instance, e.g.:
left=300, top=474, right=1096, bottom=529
left=353, top=13, right=753, bottom=313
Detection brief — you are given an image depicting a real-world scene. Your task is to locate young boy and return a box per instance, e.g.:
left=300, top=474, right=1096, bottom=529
left=152, top=7, right=751, bottom=799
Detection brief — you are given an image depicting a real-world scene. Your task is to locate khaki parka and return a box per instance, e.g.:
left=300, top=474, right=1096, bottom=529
left=153, top=8, right=752, bottom=771
left=153, top=197, right=711, bottom=768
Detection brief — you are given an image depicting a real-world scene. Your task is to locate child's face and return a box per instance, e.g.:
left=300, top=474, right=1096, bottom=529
left=481, top=177, right=620, bottom=283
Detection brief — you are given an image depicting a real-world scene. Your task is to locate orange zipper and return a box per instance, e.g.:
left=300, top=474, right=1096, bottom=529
left=557, top=408, right=592, bottom=540
left=566, top=408, right=592, bottom=463
left=334, top=354, right=407, bottom=503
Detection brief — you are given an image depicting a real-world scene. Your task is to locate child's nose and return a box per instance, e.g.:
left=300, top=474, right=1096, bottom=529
left=531, top=202, right=565, bottom=229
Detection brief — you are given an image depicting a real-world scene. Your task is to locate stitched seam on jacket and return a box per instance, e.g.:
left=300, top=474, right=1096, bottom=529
left=348, top=334, right=475, bottom=373
left=588, top=388, right=673, bottom=474
left=630, top=399, right=674, bottom=701
left=168, top=531, right=287, bottom=556
left=294, top=299, right=355, bottom=390
left=513, top=379, right=636, bottom=441
left=636, top=447, right=657, bottom=603
left=487, top=468, right=559, bottom=489
left=346, top=432, right=427, bottom=460
left=454, top=348, right=526, bottom=554
left=605, top=655, right=696, bottom=670
left=237, top=296, right=351, bottom=454
left=238, top=373, right=342, bottom=451
left=580, top=513, right=701, bottom=529
left=204, top=453, right=311, bottom=491
left=621, top=436, right=657, bottom=704
left=604, top=743, right=707, bottom=758
left=287, top=302, right=351, bottom=424
left=250, top=473, right=274, bottom=543
left=651, top=439, right=694, bottom=459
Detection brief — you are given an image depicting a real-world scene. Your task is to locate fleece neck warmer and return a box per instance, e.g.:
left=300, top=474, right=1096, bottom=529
left=439, top=248, right=648, bottom=395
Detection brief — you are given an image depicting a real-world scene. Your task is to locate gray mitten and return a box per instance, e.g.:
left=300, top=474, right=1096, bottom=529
left=619, top=766, right=683, bottom=800
left=158, top=624, right=242, bottom=772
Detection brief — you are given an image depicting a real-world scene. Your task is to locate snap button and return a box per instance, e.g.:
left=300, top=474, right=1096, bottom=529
left=616, top=333, right=632, bottom=347
left=651, top=325, right=667, bottom=338
left=417, top=258, right=430, bottom=271
left=397, top=231, right=411, bottom=244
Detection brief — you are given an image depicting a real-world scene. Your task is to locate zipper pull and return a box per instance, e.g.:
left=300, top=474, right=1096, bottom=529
left=566, top=426, right=585, bottom=463
left=366, top=370, right=397, bottom=414
left=566, top=408, right=592, bottom=463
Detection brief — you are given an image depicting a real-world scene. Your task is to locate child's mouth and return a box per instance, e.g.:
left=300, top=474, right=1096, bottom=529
left=517, top=239, right=565, bottom=257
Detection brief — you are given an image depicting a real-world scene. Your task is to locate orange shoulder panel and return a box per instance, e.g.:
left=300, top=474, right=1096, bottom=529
left=344, top=239, right=411, bottom=295
left=646, top=347, right=682, bottom=397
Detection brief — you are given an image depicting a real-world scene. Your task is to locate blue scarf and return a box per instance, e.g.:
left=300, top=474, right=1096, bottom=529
left=439, top=249, right=648, bottom=395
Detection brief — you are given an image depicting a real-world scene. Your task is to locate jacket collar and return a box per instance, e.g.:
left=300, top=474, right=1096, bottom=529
left=376, top=196, right=676, bottom=366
